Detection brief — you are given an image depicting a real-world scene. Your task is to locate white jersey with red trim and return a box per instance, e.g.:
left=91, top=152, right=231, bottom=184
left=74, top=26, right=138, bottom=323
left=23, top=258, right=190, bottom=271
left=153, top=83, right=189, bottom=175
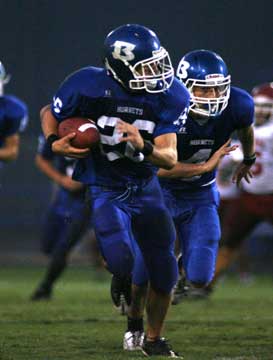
left=242, top=122, right=273, bottom=194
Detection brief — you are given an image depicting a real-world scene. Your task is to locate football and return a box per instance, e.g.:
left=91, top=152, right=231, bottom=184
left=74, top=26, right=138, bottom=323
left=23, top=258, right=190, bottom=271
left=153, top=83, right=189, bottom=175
left=58, top=117, right=100, bottom=149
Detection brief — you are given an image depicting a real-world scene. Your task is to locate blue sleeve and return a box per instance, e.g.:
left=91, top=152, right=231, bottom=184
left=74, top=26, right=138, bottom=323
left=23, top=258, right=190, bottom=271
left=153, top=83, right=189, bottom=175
left=51, top=67, right=104, bottom=122
left=232, top=88, right=254, bottom=129
left=51, top=71, right=83, bottom=121
left=37, top=134, right=55, bottom=160
left=5, top=96, right=29, bottom=136
left=153, top=80, right=190, bottom=138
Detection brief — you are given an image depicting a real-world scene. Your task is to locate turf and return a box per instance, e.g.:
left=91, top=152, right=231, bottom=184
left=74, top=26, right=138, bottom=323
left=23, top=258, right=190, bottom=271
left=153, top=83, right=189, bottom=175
left=0, top=266, right=272, bottom=360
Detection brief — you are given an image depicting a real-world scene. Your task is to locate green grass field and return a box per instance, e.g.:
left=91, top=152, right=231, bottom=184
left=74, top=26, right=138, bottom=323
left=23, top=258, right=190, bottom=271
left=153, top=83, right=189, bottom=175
left=0, top=266, right=272, bottom=360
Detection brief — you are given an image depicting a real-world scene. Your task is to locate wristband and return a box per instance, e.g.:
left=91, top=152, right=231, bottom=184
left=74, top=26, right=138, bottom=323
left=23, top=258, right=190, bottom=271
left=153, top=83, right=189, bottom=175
left=141, top=140, right=154, bottom=157
left=243, top=153, right=256, bottom=166
left=46, top=134, right=59, bottom=149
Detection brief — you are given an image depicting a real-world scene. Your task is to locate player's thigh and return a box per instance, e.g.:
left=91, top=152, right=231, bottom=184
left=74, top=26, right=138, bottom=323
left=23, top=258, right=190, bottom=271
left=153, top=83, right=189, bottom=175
left=90, top=190, right=135, bottom=275
left=133, top=203, right=177, bottom=292
left=133, top=200, right=176, bottom=250
left=134, top=177, right=176, bottom=249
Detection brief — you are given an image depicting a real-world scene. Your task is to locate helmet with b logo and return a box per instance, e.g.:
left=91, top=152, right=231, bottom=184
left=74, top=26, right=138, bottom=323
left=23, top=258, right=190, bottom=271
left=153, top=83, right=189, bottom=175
left=176, top=50, right=231, bottom=117
left=103, top=24, right=174, bottom=93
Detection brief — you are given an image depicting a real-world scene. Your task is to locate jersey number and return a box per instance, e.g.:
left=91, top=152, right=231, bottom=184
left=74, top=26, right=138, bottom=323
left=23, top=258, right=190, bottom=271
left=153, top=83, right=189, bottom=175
left=182, top=148, right=212, bottom=181
left=97, top=116, right=155, bottom=162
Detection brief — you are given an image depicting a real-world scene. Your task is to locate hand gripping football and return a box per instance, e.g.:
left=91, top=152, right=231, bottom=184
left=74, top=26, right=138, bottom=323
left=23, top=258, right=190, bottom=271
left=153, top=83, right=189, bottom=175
left=58, top=117, right=100, bottom=149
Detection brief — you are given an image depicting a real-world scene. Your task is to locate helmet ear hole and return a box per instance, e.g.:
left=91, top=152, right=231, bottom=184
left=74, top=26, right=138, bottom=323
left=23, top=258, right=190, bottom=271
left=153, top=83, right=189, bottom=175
left=103, top=24, right=174, bottom=93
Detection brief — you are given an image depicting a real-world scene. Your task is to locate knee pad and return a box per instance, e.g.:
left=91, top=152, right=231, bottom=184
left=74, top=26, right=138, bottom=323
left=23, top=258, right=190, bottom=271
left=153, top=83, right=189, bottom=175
left=186, top=246, right=216, bottom=286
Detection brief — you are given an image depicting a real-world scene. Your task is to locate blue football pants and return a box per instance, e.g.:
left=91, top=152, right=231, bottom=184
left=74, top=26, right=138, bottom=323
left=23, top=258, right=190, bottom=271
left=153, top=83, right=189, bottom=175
left=88, top=176, right=178, bottom=294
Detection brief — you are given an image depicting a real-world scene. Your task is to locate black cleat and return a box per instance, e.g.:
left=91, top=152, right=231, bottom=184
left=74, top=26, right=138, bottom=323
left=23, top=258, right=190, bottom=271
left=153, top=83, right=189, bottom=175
left=110, top=275, right=131, bottom=311
left=186, top=285, right=213, bottom=300
left=30, top=286, right=52, bottom=301
left=142, top=337, right=182, bottom=358
left=171, top=274, right=189, bottom=305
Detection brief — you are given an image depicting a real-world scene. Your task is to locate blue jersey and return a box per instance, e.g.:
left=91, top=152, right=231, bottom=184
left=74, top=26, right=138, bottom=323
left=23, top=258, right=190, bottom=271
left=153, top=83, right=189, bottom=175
left=37, top=134, right=85, bottom=197
left=51, top=66, right=189, bottom=186
left=0, top=95, right=28, bottom=148
left=160, top=86, right=254, bottom=191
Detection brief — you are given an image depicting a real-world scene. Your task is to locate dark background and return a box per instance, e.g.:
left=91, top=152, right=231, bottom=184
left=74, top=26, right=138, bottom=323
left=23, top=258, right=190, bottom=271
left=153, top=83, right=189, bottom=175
left=0, top=0, right=272, bottom=263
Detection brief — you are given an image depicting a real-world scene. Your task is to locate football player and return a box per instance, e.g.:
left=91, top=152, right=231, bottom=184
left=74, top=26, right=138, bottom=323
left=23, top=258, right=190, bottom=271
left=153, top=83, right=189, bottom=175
left=207, top=82, right=273, bottom=290
left=118, top=49, right=253, bottom=342
left=157, top=50, right=256, bottom=304
left=31, top=108, right=92, bottom=300
left=0, top=61, right=28, bottom=173
left=40, top=24, right=190, bottom=357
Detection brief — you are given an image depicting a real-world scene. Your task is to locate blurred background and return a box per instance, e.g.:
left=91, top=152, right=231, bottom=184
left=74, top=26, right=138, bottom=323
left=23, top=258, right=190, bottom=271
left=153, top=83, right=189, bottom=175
left=0, top=0, right=272, bottom=275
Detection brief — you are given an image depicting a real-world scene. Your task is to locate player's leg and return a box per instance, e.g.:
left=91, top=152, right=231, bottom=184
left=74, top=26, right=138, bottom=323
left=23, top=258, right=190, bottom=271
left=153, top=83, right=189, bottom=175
left=89, top=185, right=138, bottom=313
left=123, top=244, right=148, bottom=351
left=30, top=202, right=67, bottom=300
left=38, top=206, right=90, bottom=292
left=90, top=185, right=148, bottom=351
left=110, top=223, right=142, bottom=314
left=40, top=205, right=66, bottom=256
left=133, top=178, right=179, bottom=356
left=160, top=187, right=189, bottom=305
left=179, top=203, right=221, bottom=291
left=90, top=192, right=135, bottom=277
left=31, top=199, right=90, bottom=300
left=131, top=245, right=149, bottom=318
left=134, top=207, right=177, bottom=335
